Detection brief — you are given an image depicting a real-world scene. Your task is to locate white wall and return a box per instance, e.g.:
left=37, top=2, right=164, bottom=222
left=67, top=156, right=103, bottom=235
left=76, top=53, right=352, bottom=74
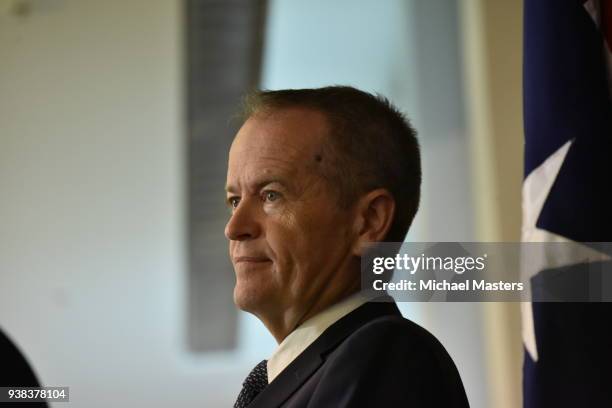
left=0, top=1, right=244, bottom=406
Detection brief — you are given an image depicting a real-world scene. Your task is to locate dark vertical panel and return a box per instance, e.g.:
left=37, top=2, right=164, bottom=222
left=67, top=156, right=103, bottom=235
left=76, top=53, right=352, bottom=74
left=186, top=0, right=267, bottom=351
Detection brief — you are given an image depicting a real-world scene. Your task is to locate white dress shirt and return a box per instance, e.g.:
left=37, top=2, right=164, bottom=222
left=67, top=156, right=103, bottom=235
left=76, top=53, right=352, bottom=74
left=266, top=292, right=371, bottom=383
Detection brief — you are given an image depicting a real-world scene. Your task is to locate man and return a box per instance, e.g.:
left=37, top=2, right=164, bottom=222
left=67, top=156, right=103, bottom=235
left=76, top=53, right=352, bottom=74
left=225, top=86, right=469, bottom=407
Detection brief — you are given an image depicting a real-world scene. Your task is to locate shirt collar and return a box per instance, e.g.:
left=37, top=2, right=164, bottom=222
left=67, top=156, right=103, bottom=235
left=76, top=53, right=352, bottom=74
left=266, top=292, right=371, bottom=383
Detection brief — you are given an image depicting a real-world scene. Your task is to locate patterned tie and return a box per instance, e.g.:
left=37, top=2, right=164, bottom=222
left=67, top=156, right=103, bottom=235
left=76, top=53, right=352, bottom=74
left=234, top=359, right=268, bottom=408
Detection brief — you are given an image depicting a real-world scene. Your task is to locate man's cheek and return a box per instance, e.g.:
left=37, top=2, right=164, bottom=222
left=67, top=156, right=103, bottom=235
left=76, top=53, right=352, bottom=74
left=272, top=207, right=299, bottom=229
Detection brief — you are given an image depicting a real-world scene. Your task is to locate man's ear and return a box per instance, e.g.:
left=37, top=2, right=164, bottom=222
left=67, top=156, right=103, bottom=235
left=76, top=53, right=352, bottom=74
left=351, top=189, right=395, bottom=257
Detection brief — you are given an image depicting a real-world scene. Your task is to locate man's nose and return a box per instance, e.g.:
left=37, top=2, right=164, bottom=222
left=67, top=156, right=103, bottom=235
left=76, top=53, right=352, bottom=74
left=224, top=200, right=261, bottom=241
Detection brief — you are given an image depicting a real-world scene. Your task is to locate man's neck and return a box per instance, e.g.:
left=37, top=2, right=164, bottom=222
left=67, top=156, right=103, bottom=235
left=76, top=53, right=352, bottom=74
left=260, top=283, right=361, bottom=344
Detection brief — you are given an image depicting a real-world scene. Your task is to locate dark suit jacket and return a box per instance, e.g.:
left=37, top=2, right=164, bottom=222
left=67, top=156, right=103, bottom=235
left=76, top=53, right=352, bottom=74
left=250, top=299, right=470, bottom=407
left=0, top=329, right=48, bottom=407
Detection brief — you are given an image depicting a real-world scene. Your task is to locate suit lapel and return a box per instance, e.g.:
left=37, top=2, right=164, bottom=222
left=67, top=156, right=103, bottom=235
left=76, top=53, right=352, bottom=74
left=250, top=298, right=400, bottom=408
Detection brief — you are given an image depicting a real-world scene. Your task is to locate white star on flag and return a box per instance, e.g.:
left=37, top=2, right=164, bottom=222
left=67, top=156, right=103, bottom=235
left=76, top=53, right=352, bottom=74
left=521, top=140, right=611, bottom=361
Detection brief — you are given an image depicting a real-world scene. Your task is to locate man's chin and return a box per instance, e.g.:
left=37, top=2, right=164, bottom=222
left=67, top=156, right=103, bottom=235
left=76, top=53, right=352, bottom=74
left=233, top=285, right=265, bottom=313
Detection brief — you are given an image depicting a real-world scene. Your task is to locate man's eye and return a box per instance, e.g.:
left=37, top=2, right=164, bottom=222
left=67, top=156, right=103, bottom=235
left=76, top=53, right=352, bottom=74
left=262, top=191, right=280, bottom=202
left=228, top=197, right=240, bottom=208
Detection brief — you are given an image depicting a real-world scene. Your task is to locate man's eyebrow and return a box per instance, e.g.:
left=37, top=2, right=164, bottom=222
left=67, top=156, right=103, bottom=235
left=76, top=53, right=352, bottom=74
left=225, top=183, right=238, bottom=194
left=225, top=179, right=289, bottom=194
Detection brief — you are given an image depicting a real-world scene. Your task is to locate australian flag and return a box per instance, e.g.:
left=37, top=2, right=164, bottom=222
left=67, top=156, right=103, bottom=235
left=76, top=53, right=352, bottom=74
left=522, top=0, right=612, bottom=407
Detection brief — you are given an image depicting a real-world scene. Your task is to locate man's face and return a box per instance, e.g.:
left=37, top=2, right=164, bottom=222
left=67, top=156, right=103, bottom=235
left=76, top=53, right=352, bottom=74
left=225, top=108, right=357, bottom=319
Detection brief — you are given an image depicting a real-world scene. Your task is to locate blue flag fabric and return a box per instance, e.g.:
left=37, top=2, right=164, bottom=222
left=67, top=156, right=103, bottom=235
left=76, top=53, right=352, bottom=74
left=523, top=0, right=612, bottom=407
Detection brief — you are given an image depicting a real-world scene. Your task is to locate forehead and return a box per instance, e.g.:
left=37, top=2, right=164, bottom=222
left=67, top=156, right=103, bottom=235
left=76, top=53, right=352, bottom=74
left=227, top=107, right=329, bottom=181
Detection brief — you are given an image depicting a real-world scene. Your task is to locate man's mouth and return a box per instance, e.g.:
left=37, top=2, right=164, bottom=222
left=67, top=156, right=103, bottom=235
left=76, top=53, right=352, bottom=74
left=234, top=256, right=271, bottom=263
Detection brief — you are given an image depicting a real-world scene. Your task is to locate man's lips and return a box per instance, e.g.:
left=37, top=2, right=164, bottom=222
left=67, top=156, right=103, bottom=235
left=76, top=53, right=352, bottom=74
left=233, top=256, right=271, bottom=263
